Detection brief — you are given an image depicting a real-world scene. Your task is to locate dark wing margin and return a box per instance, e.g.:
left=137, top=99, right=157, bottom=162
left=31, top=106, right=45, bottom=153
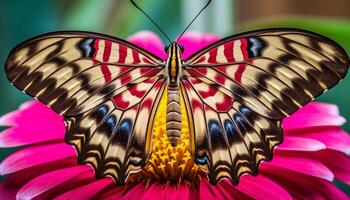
left=4, top=31, right=166, bottom=184
left=182, top=28, right=349, bottom=184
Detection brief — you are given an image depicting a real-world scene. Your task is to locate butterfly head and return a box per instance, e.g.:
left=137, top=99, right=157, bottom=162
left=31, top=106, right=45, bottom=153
left=165, top=42, right=184, bottom=56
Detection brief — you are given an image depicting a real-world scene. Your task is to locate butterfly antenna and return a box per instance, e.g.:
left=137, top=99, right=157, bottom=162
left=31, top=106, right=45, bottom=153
left=177, top=0, right=212, bottom=42
left=130, top=0, right=172, bottom=44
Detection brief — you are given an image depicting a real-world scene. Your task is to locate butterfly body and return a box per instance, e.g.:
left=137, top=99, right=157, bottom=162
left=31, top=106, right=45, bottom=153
left=5, top=29, right=349, bottom=185
left=165, top=42, right=184, bottom=146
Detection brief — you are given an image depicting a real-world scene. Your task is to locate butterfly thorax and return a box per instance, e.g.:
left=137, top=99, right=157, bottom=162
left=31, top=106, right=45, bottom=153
left=164, top=42, right=184, bottom=146
left=165, top=42, right=183, bottom=85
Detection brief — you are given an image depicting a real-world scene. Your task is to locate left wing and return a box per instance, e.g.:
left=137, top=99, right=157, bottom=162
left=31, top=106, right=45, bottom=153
left=5, top=31, right=166, bottom=184
left=181, top=28, right=349, bottom=184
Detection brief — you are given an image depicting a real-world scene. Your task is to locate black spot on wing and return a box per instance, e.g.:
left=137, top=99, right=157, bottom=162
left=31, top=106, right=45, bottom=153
left=113, top=118, right=132, bottom=144
left=91, top=105, right=109, bottom=122
left=79, top=38, right=95, bottom=58
left=224, top=119, right=241, bottom=143
left=247, top=37, right=265, bottom=57
left=208, top=120, right=230, bottom=152
left=100, top=115, right=117, bottom=137
left=196, top=156, right=207, bottom=165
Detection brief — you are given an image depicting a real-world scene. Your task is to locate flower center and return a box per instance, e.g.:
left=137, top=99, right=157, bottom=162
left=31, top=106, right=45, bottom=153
left=128, top=90, right=201, bottom=185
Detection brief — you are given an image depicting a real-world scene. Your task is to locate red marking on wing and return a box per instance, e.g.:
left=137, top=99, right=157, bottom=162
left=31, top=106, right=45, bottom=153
left=215, top=94, right=232, bottom=112
left=224, top=41, right=235, bottom=62
left=93, top=38, right=100, bottom=61
left=216, top=66, right=228, bottom=74
left=120, top=73, right=132, bottom=85
left=141, top=98, right=153, bottom=110
left=142, top=57, right=153, bottom=64
left=192, top=56, right=206, bottom=65
left=191, top=99, right=203, bottom=110
left=101, top=40, right=112, bottom=82
left=132, top=50, right=141, bottom=64
left=183, top=80, right=192, bottom=90
left=118, top=45, right=127, bottom=63
left=154, top=79, right=164, bottom=89
left=113, top=95, right=130, bottom=110
left=196, top=67, right=208, bottom=75
left=129, top=85, right=147, bottom=98
left=214, top=73, right=226, bottom=85
left=234, top=39, right=248, bottom=84
left=208, top=47, right=218, bottom=64
left=198, top=86, right=218, bottom=99
left=240, top=38, right=249, bottom=59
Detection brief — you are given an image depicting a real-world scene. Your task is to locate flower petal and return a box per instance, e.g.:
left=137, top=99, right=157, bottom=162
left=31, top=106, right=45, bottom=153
left=312, top=150, right=350, bottom=184
left=177, top=32, right=220, bottom=59
left=277, top=136, right=326, bottom=151
left=286, top=127, right=350, bottom=155
left=262, top=168, right=341, bottom=199
left=0, top=124, right=65, bottom=147
left=283, top=113, right=346, bottom=129
left=294, top=102, right=341, bottom=116
left=163, top=184, right=198, bottom=200
left=54, top=179, right=113, bottom=200
left=16, top=166, right=90, bottom=200
left=140, top=183, right=166, bottom=200
left=0, top=101, right=62, bottom=127
left=127, top=31, right=167, bottom=59
left=199, top=178, right=228, bottom=200
left=120, top=183, right=147, bottom=200
left=0, top=143, right=75, bottom=175
left=235, top=174, right=293, bottom=200
left=264, top=155, right=334, bottom=181
left=0, top=158, right=77, bottom=200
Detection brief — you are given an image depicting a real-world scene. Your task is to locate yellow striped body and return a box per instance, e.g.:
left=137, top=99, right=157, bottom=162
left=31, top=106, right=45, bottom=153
left=165, top=43, right=184, bottom=146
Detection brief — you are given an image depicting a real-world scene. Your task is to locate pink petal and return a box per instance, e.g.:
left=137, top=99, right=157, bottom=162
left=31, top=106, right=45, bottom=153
left=199, top=178, right=251, bottom=199
left=97, top=185, right=124, bottom=200
left=140, top=183, right=165, bottom=200
left=0, top=101, right=61, bottom=126
left=177, top=31, right=220, bottom=59
left=312, top=150, right=350, bottom=184
left=199, top=178, right=227, bottom=200
left=235, top=174, right=293, bottom=200
left=283, top=113, right=346, bottom=129
left=264, top=155, right=334, bottom=181
left=262, top=168, right=339, bottom=199
left=54, top=179, right=113, bottom=200
left=311, top=178, right=350, bottom=200
left=218, top=181, right=251, bottom=200
left=16, top=166, right=91, bottom=200
left=0, top=123, right=65, bottom=147
left=0, top=159, right=77, bottom=200
left=277, top=136, right=326, bottom=151
left=120, top=183, right=147, bottom=200
left=0, top=143, right=75, bottom=175
left=286, top=127, right=350, bottom=155
left=127, top=31, right=167, bottom=59
left=293, top=102, right=341, bottom=116
left=163, top=184, right=198, bottom=200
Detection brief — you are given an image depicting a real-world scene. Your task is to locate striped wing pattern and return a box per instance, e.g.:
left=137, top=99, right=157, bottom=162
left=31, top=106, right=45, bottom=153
left=182, top=29, right=349, bottom=184
left=5, top=32, right=166, bottom=183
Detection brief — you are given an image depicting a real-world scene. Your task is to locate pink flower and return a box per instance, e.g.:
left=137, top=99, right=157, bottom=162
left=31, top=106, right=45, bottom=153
left=1, top=31, right=350, bottom=200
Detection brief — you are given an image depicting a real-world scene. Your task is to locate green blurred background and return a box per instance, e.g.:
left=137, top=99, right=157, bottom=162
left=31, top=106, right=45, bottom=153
left=0, top=0, right=349, bottom=193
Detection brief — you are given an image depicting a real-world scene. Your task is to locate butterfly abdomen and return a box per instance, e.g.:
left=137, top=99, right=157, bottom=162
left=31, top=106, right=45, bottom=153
left=166, top=86, right=182, bottom=146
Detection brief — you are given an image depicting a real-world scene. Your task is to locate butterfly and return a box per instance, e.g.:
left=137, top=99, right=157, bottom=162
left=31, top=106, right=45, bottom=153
left=4, top=28, right=349, bottom=185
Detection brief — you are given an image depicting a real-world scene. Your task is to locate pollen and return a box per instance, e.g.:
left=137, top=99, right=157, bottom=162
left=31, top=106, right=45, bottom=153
left=127, top=91, right=202, bottom=185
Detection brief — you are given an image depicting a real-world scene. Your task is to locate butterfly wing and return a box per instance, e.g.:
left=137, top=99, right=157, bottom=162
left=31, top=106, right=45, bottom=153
left=5, top=31, right=166, bottom=183
left=182, top=28, right=349, bottom=184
